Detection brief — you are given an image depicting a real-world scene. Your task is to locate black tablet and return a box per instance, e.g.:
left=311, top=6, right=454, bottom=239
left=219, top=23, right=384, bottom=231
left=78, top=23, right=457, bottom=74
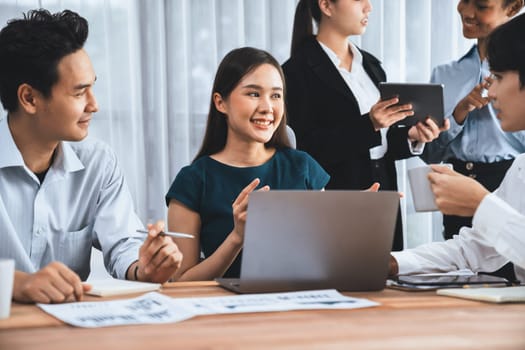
left=396, top=274, right=512, bottom=288
left=379, top=82, right=445, bottom=127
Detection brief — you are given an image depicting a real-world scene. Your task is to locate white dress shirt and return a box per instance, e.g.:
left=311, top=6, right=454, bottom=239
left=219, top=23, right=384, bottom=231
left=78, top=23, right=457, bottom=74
left=0, top=117, right=143, bottom=280
left=393, top=154, right=525, bottom=282
left=319, top=41, right=423, bottom=160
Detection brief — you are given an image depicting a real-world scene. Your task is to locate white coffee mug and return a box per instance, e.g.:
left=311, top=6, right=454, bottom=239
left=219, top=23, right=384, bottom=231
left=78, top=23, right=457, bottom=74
left=0, top=259, right=15, bottom=319
left=408, top=164, right=453, bottom=212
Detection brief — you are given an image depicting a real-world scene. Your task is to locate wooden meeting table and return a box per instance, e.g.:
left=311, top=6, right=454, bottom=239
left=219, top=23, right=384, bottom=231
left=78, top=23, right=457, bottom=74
left=0, top=281, right=524, bottom=350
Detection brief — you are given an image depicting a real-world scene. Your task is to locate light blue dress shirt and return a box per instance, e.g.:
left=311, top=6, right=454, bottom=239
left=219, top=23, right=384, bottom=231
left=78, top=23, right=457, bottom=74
left=0, top=117, right=143, bottom=280
left=423, top=45, right=525, bottom=163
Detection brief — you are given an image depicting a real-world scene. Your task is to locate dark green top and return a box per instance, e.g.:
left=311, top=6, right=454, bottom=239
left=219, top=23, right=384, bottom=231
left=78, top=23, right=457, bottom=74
left=165, top=148, right=330, bottom=277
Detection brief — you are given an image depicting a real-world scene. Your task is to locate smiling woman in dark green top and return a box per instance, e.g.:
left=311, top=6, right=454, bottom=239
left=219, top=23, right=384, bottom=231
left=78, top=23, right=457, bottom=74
left=166, top=148, right=328, bottom=278
left=165, top=47, right=329, bottom=281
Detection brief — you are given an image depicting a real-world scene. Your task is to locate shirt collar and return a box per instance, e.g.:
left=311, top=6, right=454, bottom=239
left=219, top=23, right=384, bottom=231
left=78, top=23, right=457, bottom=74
left=0, top=116, right=25, bottom=169
left=458, top=44, right=481, bottom=64
left=53, top=141, right=85, bottom=174
left=348, top=42, right=363, bottom=66
left=459, top=44, right=490, bottom=78
left=318, top=40, right=363, bottom=70
left=0, top=116, right=84, bottom=173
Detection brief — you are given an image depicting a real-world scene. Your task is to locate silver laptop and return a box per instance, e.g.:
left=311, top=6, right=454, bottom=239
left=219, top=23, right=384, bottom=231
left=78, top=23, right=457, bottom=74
left=216, top=190, right=399, bottom=293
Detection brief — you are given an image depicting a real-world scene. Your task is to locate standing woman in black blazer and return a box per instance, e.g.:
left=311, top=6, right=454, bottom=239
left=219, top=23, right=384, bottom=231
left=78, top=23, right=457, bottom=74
left=282, top=0, right=449, bottom=250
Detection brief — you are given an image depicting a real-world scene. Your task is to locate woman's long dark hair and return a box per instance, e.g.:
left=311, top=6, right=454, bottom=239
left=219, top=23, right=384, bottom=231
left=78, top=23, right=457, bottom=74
left=193, top=47, right=291, bottom=162
left=291, top=0, right=335, bottom=56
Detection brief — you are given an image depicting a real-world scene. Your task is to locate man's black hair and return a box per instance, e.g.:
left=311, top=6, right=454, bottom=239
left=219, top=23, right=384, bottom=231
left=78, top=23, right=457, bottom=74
left=0, top=9, right=88, bottom=112
left=488, top=13, right=525, bottom=88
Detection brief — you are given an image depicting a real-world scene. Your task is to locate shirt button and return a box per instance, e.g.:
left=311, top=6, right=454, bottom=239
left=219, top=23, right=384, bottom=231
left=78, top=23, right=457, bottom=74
left=468, top=174, right=477, bottom=179
left=466, top=162, right=474, bottom=171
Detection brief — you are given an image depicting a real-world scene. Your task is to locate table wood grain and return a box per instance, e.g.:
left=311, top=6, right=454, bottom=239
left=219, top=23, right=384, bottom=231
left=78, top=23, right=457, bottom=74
left=1, top=281, right=524, bottom=350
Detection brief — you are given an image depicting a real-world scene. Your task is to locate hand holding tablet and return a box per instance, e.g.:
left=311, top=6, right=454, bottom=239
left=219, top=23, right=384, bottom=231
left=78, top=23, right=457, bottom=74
left=379, top=83, right=445, bottom=127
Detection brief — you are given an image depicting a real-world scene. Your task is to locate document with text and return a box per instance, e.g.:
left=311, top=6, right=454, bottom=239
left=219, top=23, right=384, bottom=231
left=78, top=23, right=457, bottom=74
left=38, top=289, right=378, bottom=328
left=173, top=289, right=378, bottom=315
left=38, top=292, right=194, bottom=328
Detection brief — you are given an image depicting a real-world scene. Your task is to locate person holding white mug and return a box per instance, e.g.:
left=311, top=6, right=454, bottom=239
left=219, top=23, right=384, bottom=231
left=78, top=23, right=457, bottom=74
left=408, top=163, right=453, bottom=212
left=389, top=14, right=525, bottom=283
left=421, top=0, right=525, bottom=239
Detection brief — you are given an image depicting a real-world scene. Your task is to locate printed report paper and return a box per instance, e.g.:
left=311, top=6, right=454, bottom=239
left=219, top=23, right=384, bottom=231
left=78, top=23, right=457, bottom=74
left=38, top=289, right=378, bottom=328
left=38, top=292, right=193, bottom=328
left=172, top=289, right=378, bottom=315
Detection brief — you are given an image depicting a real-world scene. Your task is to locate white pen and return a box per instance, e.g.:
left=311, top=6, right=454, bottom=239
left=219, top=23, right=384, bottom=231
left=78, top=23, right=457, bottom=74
left=136, top=229, right=195, bottom=239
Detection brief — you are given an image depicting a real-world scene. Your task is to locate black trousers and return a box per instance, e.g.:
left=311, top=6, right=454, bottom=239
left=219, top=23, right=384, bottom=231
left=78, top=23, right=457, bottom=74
left=370, top=158, right=403, bottom=251
left=442, top=158, right=514, bottom=240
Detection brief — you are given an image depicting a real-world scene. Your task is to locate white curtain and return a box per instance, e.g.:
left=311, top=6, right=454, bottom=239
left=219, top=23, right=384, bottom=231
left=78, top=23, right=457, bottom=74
left=0, top=0, right=472, bottom=250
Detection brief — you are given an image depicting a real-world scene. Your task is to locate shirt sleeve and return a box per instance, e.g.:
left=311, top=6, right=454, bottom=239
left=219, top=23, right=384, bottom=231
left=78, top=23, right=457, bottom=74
left=303, top=152, right=330, bottom=189
left=391, top=225, right=509, bottom=276
left=165, top=165, right=203, bottom=212
left=407, top=139, right=425, bottom=155
left=92, top=148, right=144, bottom=280
left=473, top=193, right=525, bottom=270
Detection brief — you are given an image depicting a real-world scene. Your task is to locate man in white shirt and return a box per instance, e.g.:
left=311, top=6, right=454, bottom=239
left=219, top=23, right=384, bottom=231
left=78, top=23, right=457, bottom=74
left=0, top=9, right=182, bottom=303
left=389, top=13, right=525, bottom=283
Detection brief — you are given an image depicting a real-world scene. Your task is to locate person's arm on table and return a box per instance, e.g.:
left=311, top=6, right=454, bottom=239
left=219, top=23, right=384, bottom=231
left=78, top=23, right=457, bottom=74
left=13, top=262, right=91, bottom=304
left=388, top=166, right=491, bottom=278
left=388, top=231, right=492, bottom=277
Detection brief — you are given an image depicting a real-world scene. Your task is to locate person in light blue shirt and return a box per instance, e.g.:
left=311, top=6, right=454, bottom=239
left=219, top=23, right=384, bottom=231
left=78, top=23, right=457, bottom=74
left=423, top=0, right=525, bottom=239
left=0, top=9, right=182, bottom=304
left=390, top=13, right=525, bottom=283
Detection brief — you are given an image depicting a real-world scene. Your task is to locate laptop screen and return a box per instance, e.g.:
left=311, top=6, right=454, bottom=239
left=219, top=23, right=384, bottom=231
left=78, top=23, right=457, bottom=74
left=218, top=190, right=399, bottom=293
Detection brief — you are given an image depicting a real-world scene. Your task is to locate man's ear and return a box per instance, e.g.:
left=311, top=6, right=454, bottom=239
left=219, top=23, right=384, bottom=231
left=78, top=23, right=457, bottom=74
left=17, top=84, right=40, bottom=114
left=213, top=92, right=228, bottom=115
left=506, top=0, right=523, bottom=17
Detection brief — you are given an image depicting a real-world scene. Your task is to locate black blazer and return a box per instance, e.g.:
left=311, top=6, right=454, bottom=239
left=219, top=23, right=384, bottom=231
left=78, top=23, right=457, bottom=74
left=282, top=36, right=413, bottom=191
